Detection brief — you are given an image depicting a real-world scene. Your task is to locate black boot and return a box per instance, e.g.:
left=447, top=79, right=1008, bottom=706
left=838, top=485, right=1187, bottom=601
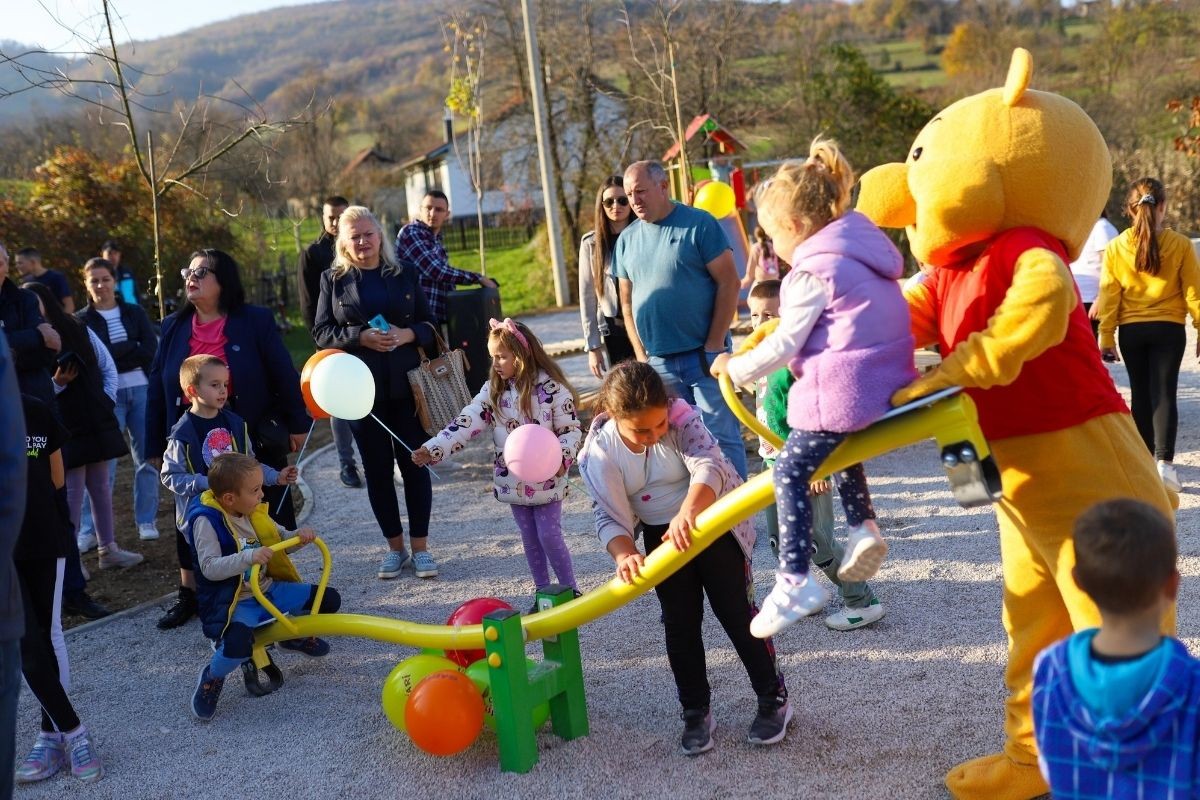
left=62, top=590, right=112, bottom=621
left=157, top=586, right=197, bottom=630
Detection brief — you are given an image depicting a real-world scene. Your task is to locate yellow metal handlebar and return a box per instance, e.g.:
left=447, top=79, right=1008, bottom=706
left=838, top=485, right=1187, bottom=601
left=248, top=535, right=333, bottom=635
left=718, top=373, right=782, bottom=450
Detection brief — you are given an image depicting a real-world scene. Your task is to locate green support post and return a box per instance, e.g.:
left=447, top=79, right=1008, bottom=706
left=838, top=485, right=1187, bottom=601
left=483, top=585, right=589, bottom=773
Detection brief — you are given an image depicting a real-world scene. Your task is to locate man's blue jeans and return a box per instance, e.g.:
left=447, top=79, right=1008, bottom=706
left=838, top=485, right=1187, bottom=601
left=79, top=384, right=159, bottom=534
left=647, top=348, right=748, bottom=479
left=331, top=417, right=358, bottom=469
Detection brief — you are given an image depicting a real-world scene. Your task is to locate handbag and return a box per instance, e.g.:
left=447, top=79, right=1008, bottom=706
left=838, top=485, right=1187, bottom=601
left=407, top=322, right=474, bottom=437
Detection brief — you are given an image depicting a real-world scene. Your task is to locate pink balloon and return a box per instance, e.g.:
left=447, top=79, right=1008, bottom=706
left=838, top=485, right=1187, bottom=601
left=503, top=424, right=561, bottom=484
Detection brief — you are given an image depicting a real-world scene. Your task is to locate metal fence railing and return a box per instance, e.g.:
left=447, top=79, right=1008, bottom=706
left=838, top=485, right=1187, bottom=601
left=442, top=212, right=542, bottom=253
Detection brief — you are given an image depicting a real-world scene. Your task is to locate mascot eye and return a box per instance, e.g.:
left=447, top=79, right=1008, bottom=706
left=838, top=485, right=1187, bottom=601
left=911, top=147, right=923, bottom=162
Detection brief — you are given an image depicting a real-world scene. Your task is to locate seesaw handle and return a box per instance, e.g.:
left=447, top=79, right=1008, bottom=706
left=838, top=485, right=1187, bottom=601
left=248, top=535, right=333, bottom=634
left=718, top=374, right=783, bottom=450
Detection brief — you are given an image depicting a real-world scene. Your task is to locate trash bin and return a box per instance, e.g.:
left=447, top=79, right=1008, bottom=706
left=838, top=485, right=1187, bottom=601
left=445, top=285, right=502, bottom=394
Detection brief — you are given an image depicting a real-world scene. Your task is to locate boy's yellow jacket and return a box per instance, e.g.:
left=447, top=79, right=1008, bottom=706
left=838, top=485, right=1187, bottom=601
left=185, top=490, right=301, bottom=640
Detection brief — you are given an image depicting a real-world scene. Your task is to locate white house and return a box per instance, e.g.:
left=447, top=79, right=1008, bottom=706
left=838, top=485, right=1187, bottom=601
left=399, top=82, right=628, bottom=223
left=400, top=139, right=510, bottom=221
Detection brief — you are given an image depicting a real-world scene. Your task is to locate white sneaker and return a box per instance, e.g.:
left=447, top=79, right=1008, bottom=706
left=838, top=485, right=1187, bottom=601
left=77, top=532, right=98, bottom=553
left=750, top=573, right=829, bottom=638
left=137, top=523, right=160, bottom=541
left=1158, top=461, right=1182, bottom=492
left=824, top=599, right=886, bottom=631
left=98, top=544, right=144, bottom=569
left=838, top=520, right=888, bottom=582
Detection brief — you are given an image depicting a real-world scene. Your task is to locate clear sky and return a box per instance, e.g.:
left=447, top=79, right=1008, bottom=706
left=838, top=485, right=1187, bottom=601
left=10, top=0, right=325, bottom=51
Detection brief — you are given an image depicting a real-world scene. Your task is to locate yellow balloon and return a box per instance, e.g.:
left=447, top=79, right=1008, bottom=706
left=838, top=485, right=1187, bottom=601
left=694, top=181, right=736, bottom=219
left=381, top=654, right=459, bottom=732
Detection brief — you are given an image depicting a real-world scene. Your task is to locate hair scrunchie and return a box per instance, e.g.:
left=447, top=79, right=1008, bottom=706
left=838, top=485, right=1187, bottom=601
left=1137, top=193, right=1157, bottom=207
left=488, top=317, right=529, bottom=351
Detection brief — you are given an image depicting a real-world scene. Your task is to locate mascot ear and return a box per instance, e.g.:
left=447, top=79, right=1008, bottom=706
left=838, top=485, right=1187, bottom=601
left=857, top=163, right=915, bottom=229
left=1002, top=48, right=1032, bottom=107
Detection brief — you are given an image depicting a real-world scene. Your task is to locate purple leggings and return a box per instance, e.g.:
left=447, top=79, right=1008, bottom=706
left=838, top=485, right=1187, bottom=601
left=510, top=501, right=576, bottom=590
left=66, top=462, right=115, bottom=548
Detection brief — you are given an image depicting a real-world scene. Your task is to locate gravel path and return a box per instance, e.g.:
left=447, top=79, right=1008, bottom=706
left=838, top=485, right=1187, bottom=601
left=19, top=330, right=1200, bottom=800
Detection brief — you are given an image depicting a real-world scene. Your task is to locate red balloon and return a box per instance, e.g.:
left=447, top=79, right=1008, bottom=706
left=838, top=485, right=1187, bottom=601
left=300, top=348, right=342, bottom=420
left=405, top=670, right=484, bottom=756
left=444, top=597, right=513, bottom=667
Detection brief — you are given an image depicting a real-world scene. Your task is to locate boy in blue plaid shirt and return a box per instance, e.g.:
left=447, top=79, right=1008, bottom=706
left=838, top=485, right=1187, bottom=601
left=1033, top=498, right=1200, bottom=798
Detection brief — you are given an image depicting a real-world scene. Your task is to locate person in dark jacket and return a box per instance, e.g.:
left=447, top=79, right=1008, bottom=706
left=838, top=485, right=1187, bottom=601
left=0, top=330, right=28, bottom=800
left=75, top=257, right=161, bottom=548
left=296, top=195, right=361, bottom=489
left=313, top=205, right=439, bottom=580
left=0, top=243, right=59, bottom=404
left=1, top=248, right=109, bottom=621
left=26, top=282, right=141, bottom=572
left=145, top=248, right=309, bottom=630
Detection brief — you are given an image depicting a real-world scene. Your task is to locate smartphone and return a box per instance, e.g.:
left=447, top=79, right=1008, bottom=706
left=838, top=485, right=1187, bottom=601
left=368, top=314, right=390, bottom=332
left=55, top=351, right=85, bottom=371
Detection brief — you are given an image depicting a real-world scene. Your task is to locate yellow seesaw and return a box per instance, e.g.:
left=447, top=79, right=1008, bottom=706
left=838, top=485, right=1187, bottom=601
left=248, top=379, right=1001, bottom=654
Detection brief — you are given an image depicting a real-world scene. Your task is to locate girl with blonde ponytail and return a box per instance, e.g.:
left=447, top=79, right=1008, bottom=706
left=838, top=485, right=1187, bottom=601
left=710, top=137, right=917, bottom=638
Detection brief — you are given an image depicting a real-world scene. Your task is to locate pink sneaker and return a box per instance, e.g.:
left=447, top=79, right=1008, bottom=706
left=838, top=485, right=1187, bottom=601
left=15, top=732, right=65, bottom=783
left=66, top=726, right=104, bottom=783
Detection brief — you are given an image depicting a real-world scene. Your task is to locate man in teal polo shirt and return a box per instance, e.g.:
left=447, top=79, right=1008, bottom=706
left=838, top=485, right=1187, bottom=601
left=614, top=161, right=747, bottom=478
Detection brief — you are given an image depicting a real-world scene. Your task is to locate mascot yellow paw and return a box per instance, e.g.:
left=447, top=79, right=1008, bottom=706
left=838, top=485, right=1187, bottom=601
left=945, top=752, right=1048, bottom=800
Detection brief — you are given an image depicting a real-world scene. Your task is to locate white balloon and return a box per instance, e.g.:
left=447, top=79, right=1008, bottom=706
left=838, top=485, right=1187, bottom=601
left=309, top=353, right=375, bottom=420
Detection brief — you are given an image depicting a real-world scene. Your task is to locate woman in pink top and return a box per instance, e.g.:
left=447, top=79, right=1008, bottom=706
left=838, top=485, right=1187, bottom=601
left=741, top=226, right=783, bottom=289
left=145, top=249, right=308, bottom=630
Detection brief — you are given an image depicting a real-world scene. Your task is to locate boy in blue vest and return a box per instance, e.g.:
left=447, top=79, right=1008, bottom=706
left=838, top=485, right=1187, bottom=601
left=188, top=452, right=341, bottom=721
left=1033, top=498, right=1200, bottom=797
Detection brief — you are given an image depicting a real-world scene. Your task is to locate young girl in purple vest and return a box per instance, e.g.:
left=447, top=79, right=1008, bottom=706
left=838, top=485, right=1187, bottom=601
left=711, top=138, right=917, bottom=638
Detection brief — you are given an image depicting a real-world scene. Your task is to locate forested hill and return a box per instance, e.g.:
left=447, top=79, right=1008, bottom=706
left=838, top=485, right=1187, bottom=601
left=0, top=0, right=449, bottom=125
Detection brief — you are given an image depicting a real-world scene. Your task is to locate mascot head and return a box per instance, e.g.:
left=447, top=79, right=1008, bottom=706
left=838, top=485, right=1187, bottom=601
left=857, top=49, right=1111, bottom=267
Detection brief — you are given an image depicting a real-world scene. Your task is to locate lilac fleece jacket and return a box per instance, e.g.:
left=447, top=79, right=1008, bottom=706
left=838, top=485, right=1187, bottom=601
left=577, top=399, right=756, bottom=560
left=727, top=211, right=916, bottom=432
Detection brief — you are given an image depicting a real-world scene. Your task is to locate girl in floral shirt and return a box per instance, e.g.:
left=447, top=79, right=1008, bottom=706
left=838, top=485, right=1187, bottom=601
left=413, top=318, right=581, bottom=599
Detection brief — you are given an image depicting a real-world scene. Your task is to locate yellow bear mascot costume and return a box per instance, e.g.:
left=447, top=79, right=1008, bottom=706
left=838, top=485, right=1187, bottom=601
left=858, top=49, right=1174, bottom=800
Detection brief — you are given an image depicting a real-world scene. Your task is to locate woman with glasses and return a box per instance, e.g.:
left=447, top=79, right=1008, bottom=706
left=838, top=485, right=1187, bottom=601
left=313, top=206, right=440, bottom=581
left=579, top=176, right=636, bottom=380
left=144, top=249, right=308, bottom=630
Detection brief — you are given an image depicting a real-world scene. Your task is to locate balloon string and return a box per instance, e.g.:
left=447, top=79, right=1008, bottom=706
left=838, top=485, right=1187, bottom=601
left=370, top=413, right=441, bottom=481
left=275, top=421, right=315, bottom=517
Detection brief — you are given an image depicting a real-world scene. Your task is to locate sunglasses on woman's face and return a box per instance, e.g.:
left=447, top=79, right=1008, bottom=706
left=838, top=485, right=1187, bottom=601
left=180, top=266, right=211, bottom=281
left=602, top=196, right=630, bottom=208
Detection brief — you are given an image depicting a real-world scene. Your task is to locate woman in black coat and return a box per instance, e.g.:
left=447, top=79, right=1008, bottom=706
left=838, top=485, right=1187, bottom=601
left=313, top=205, right=439, bottom=581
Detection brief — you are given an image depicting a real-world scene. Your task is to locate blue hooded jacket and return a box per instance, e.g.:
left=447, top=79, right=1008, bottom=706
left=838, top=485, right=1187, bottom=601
left=1034, top=631, right=1200, bottom=798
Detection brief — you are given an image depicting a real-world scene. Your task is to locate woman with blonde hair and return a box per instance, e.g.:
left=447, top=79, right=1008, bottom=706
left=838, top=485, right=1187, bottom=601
left=1098, top=178, right=1200, bottom=492
left=313, top=206, right=440, bottom=579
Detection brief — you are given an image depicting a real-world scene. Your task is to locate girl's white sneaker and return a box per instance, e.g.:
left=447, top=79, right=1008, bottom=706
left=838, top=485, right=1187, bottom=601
left=750, top=573, right=828, bottom=638
left=1158, top=460, right=1182, bottom=492
left=838, top=520, right=888, bottom=582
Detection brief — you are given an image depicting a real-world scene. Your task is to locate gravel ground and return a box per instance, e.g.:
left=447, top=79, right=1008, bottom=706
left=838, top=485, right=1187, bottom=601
left=19, top=329, right=1200, bottom=800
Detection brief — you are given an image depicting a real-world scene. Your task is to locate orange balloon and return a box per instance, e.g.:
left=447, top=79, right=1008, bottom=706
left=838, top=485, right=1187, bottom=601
left=300, top=348, right=342, bottom=420
left=404, top=670, right=485, bottom=756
